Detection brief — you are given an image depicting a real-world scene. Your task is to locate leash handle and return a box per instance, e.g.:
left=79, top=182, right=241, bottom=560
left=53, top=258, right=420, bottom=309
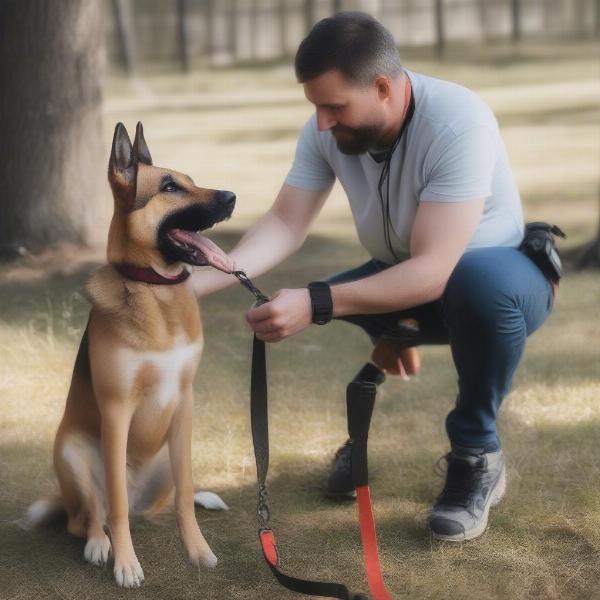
left=347, top=381, right=376, bottom=488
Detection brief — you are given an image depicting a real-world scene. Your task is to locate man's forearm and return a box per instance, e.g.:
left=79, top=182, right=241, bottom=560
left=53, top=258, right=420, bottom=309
left=331, top=254, right=450, bottom=317
left=191, top=210, right=304, bottom=297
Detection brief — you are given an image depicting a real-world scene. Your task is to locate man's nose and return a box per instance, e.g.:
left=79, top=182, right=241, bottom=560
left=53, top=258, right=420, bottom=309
left=316, top=108, right=336, bottom=132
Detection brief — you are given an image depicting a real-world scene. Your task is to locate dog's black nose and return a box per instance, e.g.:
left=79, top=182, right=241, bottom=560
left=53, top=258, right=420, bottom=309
left=216, top=190, right=236, bottom=209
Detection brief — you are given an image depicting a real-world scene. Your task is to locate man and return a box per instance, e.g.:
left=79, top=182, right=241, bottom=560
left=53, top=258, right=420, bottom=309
left=192, top=12, right=553, bottom=541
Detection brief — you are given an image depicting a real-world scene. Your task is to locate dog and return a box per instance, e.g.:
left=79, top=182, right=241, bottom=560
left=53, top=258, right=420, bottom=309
left=22, top=122, right=235, bottom=587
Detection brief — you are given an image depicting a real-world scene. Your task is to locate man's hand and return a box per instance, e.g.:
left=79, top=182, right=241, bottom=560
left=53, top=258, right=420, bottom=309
left=371, top=339, right=421, bottom=380
left=245, top=288, right=312, bottom=342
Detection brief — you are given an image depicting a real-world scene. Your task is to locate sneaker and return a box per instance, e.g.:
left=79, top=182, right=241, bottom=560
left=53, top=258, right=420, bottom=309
left=429, top=444, right=506, bottom=541
left=325, top=439, right=357, bottom=499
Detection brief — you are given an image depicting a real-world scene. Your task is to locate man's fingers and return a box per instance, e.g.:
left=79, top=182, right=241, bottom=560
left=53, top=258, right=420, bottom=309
left=250, top=319, right=282, bottom=335
left=246, top=302, right=274, bottom=325
left=397, top=358, right=409, bottom=381
left=400, top=347, right=421, bottom=375
left=256, top=331, right=284, bottom=343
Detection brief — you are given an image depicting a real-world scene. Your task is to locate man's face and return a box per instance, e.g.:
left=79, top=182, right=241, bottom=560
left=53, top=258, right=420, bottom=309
left=303, top=70, right=387, bottom=155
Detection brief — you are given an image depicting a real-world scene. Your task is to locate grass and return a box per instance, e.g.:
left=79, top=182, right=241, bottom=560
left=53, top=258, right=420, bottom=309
left=1, top=38, right=600, bottom=599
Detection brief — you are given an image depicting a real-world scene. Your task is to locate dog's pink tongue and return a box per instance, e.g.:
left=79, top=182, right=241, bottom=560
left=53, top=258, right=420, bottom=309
left=171, top=229, right=235, bottom=273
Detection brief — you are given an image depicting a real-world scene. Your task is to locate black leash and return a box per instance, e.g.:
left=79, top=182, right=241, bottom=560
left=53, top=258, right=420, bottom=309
left=232, top=270, right=389, bottom=600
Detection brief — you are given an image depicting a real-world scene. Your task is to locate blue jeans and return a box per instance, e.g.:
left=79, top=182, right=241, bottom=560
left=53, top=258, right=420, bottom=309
left=325, top=247, right=554, bottom=452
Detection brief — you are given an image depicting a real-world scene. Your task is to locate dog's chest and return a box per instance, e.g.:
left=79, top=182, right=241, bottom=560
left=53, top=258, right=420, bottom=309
left=124, top=334, right=203, bottom=409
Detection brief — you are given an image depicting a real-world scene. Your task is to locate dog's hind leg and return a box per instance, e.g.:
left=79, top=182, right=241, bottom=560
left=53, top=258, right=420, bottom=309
left=56, top=433, right=112, bottom=565
left=135, top=446, right=174, bottom=522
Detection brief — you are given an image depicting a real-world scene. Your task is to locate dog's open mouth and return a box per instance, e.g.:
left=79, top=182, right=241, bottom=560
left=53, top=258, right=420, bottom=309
left=166, top=228, right=235, bottom=273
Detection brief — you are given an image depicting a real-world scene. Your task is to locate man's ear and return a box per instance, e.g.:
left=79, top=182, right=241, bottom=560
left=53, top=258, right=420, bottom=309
left=133, top=121, right=153, bottom=166
left=108, top=122, right=137, bottom=206
left=374, top=75, right=392, bottom=101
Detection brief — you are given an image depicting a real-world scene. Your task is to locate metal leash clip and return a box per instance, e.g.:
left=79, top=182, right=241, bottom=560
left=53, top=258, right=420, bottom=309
left=232, top=270, right=270, bottom=306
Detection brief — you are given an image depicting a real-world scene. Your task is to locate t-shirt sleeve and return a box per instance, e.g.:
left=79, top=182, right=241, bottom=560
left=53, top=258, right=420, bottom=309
left=420, top=125, right=498, bottom=203
left=285, top=116, right=336, bottom=192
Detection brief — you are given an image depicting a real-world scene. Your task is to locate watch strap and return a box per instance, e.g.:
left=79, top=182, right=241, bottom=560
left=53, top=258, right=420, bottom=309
left=308, top=281, right=333, bottom=325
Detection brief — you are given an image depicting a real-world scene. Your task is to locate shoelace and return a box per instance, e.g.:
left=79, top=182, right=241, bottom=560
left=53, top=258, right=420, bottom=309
left=434, top=453, right=486, bottom=510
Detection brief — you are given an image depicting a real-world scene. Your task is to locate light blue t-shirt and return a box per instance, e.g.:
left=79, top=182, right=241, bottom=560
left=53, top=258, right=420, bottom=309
left=286, top=68, right=524, bottom=264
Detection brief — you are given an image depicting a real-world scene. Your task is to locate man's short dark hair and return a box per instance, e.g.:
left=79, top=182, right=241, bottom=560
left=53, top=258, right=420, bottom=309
left=295, top=11, right=402, bottom=85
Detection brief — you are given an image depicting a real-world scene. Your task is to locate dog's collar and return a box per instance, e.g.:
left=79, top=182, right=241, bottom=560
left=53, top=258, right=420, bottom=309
left=114, top=263, right=190, bottom=285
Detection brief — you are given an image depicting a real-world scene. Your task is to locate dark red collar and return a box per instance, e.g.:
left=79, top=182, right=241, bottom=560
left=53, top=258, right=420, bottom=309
left=114, top=263, right=190, bottom=285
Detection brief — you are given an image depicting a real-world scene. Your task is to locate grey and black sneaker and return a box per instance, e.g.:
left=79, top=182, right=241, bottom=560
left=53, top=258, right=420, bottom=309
left=325, top=439, right=357, bottom=499
left=429, top=444, right=506, bottom=541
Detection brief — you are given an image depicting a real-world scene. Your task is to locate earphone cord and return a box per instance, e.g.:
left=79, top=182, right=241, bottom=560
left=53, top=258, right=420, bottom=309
left=377, top=92, right=415, bottom=263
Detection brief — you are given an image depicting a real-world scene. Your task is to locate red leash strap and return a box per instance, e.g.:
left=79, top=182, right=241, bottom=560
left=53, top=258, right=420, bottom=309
left=259, top=529, right=279, bottom=568
left=356, top=486, right=393, bottom=600
left=347, top=380, right=394, bottom=600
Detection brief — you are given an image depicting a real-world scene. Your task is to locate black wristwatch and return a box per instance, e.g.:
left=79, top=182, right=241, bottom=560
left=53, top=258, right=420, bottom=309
left=307, top=281, right=333, bottom=325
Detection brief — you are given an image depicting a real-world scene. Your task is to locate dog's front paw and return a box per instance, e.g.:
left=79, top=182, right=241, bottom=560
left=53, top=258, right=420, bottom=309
left=84, top=533, right=111, bottom=566
left=190, top=547, right=218, bottom=569
left=113, top=553, right=144, bottom=587
left=181, top=523, right=218, bottom=569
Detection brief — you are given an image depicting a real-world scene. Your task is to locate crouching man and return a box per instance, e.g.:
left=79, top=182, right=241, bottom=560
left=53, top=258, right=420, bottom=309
left=192, top=12, right=554, bottom=541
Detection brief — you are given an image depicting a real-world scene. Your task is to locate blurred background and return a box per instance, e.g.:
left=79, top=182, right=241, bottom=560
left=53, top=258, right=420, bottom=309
left=1, top=2, right=599, bottom=599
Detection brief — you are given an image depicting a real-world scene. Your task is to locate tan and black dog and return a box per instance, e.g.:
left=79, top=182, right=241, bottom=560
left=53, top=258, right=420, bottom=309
left=23, top=122, right=235, bottom=587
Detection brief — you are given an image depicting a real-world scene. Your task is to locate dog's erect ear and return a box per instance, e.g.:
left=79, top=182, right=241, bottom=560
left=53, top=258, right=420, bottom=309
left=133, top=121, right=153, bottom=166
left=108, top=122, right=137, bottom=205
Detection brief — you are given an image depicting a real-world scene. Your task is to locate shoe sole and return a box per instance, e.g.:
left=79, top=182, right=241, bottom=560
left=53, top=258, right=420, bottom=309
left=430, top=464, right=506, bottom=542
left=324, top=489, right=357, bottom=500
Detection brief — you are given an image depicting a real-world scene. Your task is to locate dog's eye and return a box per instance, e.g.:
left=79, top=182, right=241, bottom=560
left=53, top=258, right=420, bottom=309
left=161, top=178, right=180, bottom=193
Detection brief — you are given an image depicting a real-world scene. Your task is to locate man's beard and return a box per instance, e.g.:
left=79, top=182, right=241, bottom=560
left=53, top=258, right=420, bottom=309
left=331, top=122, right=386, bottom=155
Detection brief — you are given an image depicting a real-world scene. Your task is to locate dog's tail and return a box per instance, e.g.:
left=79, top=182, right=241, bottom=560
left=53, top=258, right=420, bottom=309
left=20, top=495, right=65, bottom=530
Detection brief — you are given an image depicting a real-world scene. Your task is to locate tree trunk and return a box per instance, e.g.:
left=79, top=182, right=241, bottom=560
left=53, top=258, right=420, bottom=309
left=227, top=0, right=238, bottom=62
left=279, top=0, right=288, bottom=58
left=511, top=0, right=521, bottom=42
left=204, top=0, right=215, bottom=61
left=0, top=0, right=107, bottom=256
left=111, top=0, right=136, bottom=74
left=177, top=0, right=191, bottom=72
left=434, top=0, right=445, bottom=59
left=576, top=191, right=600, bottom=269
left=303, top=0, right=316, bottom=35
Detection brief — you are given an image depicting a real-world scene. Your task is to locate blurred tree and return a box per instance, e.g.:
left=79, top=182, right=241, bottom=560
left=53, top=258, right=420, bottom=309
left=0, top=0, right=107, bottom=257
left=177, top=0, right=191, bottom=71
left=304, top=0, right=316, bottom=34
left=279, top=0, right=289, bottom=58
left=204, top=0, right=215, bottom=62
left=511, top=0, right=521, bottom=41
left=111, top=0, right=136, bottom=74
left=576, top=183, right=600, bottom=269
left=227, top=0, right=239, bottom=62
left=434, top=0, right=445, bottom=58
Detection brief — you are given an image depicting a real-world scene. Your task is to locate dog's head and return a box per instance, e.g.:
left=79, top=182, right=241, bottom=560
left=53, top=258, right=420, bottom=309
left=107, top=122, right=235, bottom=273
